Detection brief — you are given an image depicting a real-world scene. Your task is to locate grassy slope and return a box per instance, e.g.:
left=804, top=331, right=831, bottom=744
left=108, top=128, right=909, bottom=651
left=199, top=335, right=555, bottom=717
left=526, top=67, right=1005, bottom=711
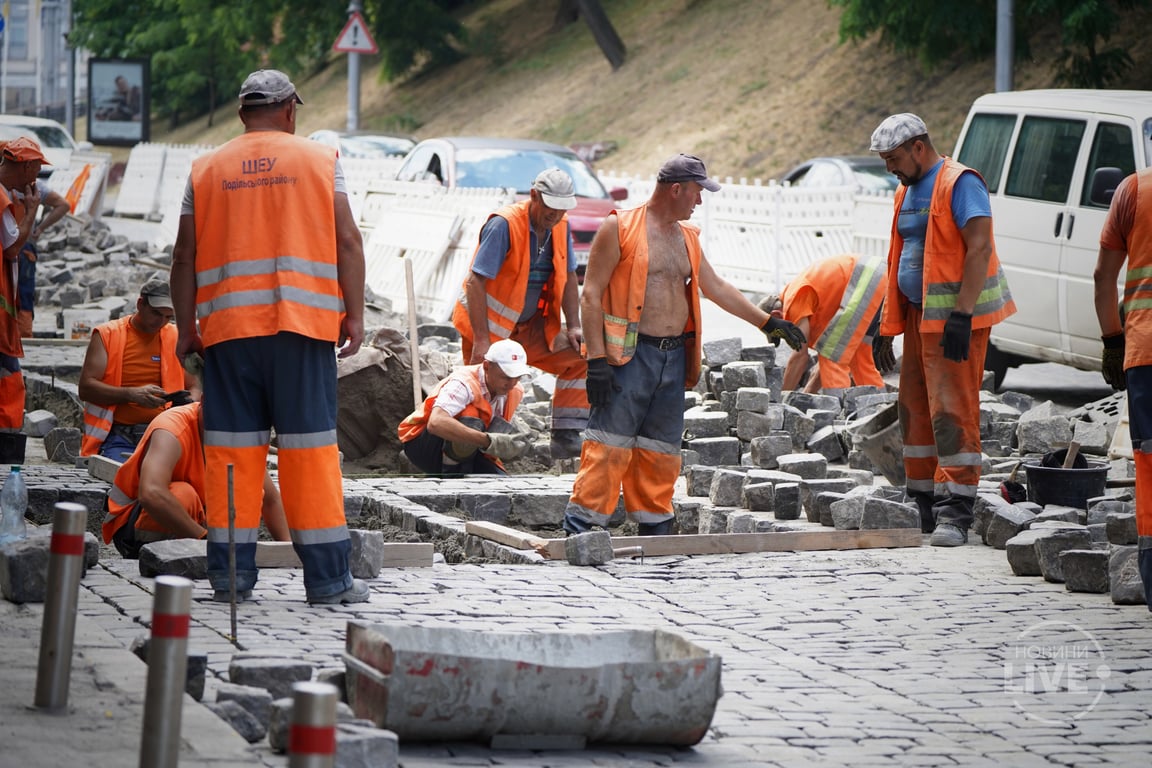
left=152, top=0, right=1152, bottom=180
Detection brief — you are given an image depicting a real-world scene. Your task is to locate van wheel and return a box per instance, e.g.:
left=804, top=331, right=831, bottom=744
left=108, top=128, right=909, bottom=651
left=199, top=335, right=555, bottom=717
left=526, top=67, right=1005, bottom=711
left=984, top=342, right=1011, bottom=391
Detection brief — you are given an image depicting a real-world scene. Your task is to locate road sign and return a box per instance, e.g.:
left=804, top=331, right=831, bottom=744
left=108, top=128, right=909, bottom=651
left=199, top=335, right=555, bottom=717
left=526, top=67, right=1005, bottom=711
left=333, top=11, right=378, bottom=54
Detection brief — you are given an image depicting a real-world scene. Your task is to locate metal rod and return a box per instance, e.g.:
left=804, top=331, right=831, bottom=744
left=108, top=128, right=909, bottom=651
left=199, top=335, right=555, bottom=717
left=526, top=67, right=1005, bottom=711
left=405, top=257, right=422, bottom=409
left=139, top=575, right=193, bottom=768
left=33, top=502, right=88, bottom=711
left=289, top=681, right=340, bottom=768
left=227, top=463, right=237, bottom=644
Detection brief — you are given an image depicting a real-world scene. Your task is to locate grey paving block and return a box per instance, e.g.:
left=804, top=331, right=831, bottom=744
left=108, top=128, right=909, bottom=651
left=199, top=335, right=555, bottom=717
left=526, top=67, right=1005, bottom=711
left=776, top=453, right=827, bottom=480
left=336, top=723, right=400, bottom=768
left=138, top=538, right=208, bottom=580
left=773, top=482, right=801, bottom=520
left=216, top=682, right=275, bottom=728
left=748, top=433, right=793, bottom=469
left=1060, top=549, right=1110, bottom=593
left=860, top=497, right=919, bottom=529
left=1109, top=545, right=1147, bottom=605
left=984, top=505, right=1037, bottom=549
left=698, top=504, right=734, bottom=534
left=228, top=657, right=314, bottom=701
left=349, top=529, right=384, bottom=579
left=709, top=467, right=748, bottom=507
left=564, top=531, right=614, bottom=566
left=1106, top=511, right=1138, bottom=545
left=206, top=699, right=266, bottom=743
left=830, top=494, right=864, bottom=530
left=734, top=387, right=776, bottom=414
left=0, top=536, right=50, bottom=603
left=683, top=408, right=730, bottom=439
left=1004, top=529, right=1046, bottom=576
left=1035, top=527, right=1093, bottom=583
left=687, top=436, right=741, bottom=466
left=722, top=360, right=767, bottom=391
left=742, top=481, right=774, bottom=512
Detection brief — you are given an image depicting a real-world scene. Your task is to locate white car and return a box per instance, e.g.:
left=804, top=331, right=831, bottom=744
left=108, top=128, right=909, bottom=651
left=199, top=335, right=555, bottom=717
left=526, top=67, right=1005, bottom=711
left=0, top=114, right=93, bottom=174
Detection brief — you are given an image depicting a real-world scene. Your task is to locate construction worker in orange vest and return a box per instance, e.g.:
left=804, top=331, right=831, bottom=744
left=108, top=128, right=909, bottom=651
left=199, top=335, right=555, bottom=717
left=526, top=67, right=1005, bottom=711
left=78, top=279, right=197, bottom=460
left=101, top=401, right=289, bottom=559
left=398, top=339, right=534, bottom=475
left=452, top=168, right=589, bottom=462
left=760, top=253, right=893, bottom=398
left=561, top=154, right=805, bottom=536
left=171, top=69, right=368, bottom=605
left=0, top=137, right=48, bottom=445
left=871, top=113, right=1015, bottom=546
left=1094, top=167, right=1152, bottom=611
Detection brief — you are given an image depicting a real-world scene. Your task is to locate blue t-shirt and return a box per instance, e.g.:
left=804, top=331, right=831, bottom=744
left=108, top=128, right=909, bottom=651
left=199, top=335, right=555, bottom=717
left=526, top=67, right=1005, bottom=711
left=471, top=215, right=576, bottom=323
left=896, top=160, right=991, bottom=304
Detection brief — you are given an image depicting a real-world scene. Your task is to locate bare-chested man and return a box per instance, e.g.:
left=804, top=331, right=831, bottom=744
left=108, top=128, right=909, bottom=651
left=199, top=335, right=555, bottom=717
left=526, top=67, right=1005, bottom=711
left=561, top=154, right=806, bottom=536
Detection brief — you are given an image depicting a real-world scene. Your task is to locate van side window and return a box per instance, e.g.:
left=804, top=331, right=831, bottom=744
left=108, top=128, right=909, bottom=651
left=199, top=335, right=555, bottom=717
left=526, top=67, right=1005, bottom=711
left=956, top=113, right=1015, bottom=192
left=1079, top=122, right=1136, bottom=209
left=1005, top=117, right=1086, bottom=203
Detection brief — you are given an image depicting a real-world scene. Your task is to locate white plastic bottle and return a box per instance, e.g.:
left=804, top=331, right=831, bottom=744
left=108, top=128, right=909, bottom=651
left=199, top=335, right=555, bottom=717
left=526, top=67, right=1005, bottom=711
left=0, top=465, right=28, bottom=544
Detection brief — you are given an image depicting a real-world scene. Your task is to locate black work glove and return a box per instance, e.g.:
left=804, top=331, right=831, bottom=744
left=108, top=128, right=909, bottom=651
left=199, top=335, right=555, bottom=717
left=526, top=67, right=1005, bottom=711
left=760, top=316, right=806, bottom=351
left=1101, top=333, right=1126, bottom=391
left=872, top=335, right=896, bottom=373
left=163, top=390, right=194, bottom=406
left=586, top=357, right=619, bottom=408
left=940, top=311, right=972, bottom=362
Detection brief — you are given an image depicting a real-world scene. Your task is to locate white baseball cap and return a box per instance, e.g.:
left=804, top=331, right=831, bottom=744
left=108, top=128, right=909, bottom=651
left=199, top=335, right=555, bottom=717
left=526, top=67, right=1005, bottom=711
left=484, top=339, right=532, bottom=378
left=532, top=168, right=578, bottom=210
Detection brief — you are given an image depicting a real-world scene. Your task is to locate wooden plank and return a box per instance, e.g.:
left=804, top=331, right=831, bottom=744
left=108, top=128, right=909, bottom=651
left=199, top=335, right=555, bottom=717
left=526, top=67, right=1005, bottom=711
left=539, top=528, right=923, bottom=560
left=255, top=541, right=435, bottom=569
left=465, top=521, right=549, bottom=551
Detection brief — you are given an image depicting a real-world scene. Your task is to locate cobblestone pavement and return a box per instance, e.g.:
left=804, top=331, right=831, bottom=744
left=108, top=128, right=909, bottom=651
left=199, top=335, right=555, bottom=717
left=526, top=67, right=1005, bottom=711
left=45, top=466, right=1147, bottom=768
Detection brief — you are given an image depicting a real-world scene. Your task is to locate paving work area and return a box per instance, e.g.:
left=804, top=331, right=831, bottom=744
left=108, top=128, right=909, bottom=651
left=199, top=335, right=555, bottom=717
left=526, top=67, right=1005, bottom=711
left=1, top=461, right=1150, bottom=768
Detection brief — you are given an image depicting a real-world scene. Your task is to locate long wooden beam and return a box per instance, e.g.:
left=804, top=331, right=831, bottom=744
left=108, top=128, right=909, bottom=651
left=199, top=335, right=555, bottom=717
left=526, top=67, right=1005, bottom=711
left=465, top=521, right=921, bottom=561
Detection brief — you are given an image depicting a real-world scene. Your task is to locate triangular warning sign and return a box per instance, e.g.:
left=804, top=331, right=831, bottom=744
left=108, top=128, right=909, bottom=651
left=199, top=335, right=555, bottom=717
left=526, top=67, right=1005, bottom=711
left=333, top=11, right=378, bottom=54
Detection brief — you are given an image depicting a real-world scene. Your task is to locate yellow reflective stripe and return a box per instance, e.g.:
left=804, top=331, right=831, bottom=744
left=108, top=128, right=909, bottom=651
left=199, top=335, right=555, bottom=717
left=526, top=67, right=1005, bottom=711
left=291, top=525, right=351, bottom=545
left=938, top=451, right=982, bottom=466
left=196, top=255, right=338, bottom=286
left=277, top=430, right=338, bottom=449
left=903, top=444, right=938, bottom=458
left=815, top=258, right=883, bottom=362
left=197, top=286, right=344, bottom=316
left=207, top=527, right=260, bottom=544
left=485, top=294, right=520, bottom=324
left=204, top=429, right=272, bottom=448
left=108, top=485, right=134, bottom=507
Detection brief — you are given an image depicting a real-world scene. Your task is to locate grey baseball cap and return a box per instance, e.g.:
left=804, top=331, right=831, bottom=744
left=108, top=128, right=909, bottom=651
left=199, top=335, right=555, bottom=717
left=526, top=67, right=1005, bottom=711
left=532, top=168, right=577, bottom=210
left=657, top=153, right=721, bottom=192
left=239, top=69, right=303, bottom=106
left=870, top=113, right=929, bottom=152
left=139, top=278, right=173, bottom=310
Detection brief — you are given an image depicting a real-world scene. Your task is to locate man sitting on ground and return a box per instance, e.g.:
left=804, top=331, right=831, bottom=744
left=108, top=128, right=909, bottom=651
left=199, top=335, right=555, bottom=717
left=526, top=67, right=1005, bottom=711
left=102, top=401, right=289, bottom=559
left=398, top=339, right=534, bottom=475
left=79, top=279, right=197, bottom=460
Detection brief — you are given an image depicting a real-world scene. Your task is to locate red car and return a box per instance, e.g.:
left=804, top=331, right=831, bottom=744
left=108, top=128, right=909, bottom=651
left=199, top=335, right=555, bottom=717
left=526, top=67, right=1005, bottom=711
left=395, top=136, right=628, bottom=277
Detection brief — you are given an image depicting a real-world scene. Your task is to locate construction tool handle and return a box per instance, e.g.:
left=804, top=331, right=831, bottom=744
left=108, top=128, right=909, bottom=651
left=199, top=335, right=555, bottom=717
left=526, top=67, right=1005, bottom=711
left=612, top=546, right=644, bottom=558
left=1062, top=440, right=1081, bottom=469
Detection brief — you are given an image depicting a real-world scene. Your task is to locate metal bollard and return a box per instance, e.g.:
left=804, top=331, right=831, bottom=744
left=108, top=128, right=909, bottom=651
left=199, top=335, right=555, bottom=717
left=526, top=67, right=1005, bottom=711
left=34, top=502, right=89, bottom=711
left=139, top=575, right=193, bottom=768
left=288, top=681, right=340, bottom=768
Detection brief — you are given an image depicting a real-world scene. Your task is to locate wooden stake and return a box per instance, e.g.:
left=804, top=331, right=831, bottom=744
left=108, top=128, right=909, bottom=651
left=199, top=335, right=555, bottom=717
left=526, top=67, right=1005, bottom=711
left=404, top=258, right=422, bottom=410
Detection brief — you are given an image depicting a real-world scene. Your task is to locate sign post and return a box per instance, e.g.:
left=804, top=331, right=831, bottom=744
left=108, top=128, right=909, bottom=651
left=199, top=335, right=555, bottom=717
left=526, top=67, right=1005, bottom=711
left=333, top=1, right=379, bottom=133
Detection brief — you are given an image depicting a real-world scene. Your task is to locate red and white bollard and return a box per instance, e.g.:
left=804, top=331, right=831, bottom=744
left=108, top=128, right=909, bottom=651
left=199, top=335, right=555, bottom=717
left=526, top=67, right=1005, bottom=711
left=139, top=574, right=193, bottom=768
left=33, top=502, right=89, bottom=711
left=289, top=681, right=340, bottom=768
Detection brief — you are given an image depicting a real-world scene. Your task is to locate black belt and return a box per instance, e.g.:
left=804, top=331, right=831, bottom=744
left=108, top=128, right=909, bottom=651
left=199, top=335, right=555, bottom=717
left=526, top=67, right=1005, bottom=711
left=637, top=333, right=693, bottom=350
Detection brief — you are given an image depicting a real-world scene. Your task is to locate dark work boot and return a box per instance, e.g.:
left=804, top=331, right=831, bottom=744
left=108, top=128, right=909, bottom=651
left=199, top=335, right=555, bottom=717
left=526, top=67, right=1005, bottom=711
left=908, top=490, right=936, bottom=533
left=930, top=495, right=974, bottom=547
left=562, top=511, right=597, bottom=537
left=637, top=518, right=674, bottom=536
left=1139, top=549, right=1152, bottom=613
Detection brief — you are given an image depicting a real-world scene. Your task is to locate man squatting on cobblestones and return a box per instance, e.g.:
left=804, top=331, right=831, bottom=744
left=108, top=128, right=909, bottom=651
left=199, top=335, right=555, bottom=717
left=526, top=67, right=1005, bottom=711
left=172, top=69, right=370, bottom=605
left=561, top=153, right=806, bottom=536
left=871, top=113, right=1016, bottom=547
left=1094, top=166, right=1152, bottom=610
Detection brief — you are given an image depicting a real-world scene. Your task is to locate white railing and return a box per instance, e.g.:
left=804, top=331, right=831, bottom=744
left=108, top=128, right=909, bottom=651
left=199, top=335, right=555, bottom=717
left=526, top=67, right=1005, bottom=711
left=118, top=147, right=895, bottom=321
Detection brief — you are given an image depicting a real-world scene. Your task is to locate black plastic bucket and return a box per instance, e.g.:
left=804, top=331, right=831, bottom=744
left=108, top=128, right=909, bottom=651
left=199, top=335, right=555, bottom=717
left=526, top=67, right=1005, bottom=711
left=0, top=432, right=26, bottom=464
left=1023, top=460, right=1108, bottom=510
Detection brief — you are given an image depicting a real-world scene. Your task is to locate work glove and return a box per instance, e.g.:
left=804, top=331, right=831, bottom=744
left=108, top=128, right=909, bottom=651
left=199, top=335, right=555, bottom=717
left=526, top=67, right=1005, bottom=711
left=940, top=311, right=972, bottom=362
left=760, top=316, right=806, bottom=351
left=586, top=357, right=619, bottom=408
left=485, top=431, right=532, bottom=461
left=1101, top=333, right=1126, bottom=391
left=872, top=335, right=896, bottom=374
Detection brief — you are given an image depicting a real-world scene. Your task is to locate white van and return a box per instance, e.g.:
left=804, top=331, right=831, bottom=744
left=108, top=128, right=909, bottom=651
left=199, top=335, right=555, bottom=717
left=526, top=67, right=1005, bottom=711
left=952, top=89, right=1152, bottom=387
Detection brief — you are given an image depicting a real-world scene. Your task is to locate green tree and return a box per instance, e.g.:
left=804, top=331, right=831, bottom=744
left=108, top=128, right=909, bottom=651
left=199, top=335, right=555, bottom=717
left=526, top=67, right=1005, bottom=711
left=827, top=0, right=1148, bottom=88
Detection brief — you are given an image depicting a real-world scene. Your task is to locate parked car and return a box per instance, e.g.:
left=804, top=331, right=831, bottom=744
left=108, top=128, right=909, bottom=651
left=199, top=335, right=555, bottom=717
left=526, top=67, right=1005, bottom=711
left=0, top=114, right=93, bottom=175
left=394, top=136, right=628, bottom=273
left=782, top=155, right=898, bottom=193
left=307, top=129, right=416, bottom=159
left=952, top=89, right=1151, bottom=388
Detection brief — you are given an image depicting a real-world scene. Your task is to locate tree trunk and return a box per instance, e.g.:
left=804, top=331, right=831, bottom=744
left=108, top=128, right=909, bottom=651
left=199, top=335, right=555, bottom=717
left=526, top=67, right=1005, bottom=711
left=568, top=0, right=627, bottom=71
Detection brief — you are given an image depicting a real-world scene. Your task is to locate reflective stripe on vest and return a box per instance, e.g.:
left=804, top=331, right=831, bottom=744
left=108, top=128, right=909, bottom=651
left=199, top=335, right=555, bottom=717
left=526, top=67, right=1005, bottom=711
left=814, top=256, right=885, bottom=364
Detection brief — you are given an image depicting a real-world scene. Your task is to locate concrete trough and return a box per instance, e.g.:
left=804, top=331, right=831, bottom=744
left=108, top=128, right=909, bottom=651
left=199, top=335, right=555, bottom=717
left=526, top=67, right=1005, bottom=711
left=343, top=621, right=722, bottom=747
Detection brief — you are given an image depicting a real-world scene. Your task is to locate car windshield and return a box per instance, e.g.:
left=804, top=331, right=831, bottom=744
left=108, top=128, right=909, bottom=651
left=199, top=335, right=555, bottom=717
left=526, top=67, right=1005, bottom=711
left=340, top=135, right=415, bottom=158
left=454, top=147, right=608, bottom=198
left=852, top=162, right=898, bottom=192
left=0, top=122, right=73, bottom=149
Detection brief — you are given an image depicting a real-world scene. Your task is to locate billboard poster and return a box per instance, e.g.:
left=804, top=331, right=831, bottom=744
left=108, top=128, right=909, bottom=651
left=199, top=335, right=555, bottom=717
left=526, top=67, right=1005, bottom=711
left=87, top=58, right=150, bottom=145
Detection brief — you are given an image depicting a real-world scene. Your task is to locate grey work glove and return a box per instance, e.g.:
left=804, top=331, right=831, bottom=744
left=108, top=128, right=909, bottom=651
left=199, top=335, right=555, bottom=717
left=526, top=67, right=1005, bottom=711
left=1101, top=333, right=1126, bottom=391
left=940, top=311, right=972, bottom=362
left=760, top=316, right=806, bottom=351
left=872, top=336, right=896, bottom=373
left=485, top=431, right=532, bottom=461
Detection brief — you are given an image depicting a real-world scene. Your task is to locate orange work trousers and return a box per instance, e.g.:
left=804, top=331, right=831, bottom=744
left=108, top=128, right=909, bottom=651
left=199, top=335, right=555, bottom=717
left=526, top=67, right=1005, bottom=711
left=898, top=305, right=988, bottom=500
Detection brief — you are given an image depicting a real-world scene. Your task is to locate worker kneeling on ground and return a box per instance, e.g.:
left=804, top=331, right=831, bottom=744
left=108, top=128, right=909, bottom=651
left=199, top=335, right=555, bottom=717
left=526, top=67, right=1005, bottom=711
left=759, top=253, right=895, bottom=398
left=399, top=339, right=534, bottom=475
left=101, top=401, right=289, bottom=560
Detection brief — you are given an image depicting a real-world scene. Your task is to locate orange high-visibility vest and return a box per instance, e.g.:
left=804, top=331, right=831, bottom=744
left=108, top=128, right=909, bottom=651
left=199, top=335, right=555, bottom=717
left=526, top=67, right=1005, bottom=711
left=452, top=200, right=570, bottom=345
left=397, top=364, right=524, bottom=443
left=880, top=158, right=1016, bottom=336
left=102, top=402, right=205, bottom=544
left=783, top=253, right=886, bottom=364
left=0, top=185, right=23, bottom=358
left=81, top=316, right=185, bottom=456
left=600, top=205, right=704, bottom=387
left=189, top=132, right=342, bottom=346
left=1123, top=169, right=1152, bottom=369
